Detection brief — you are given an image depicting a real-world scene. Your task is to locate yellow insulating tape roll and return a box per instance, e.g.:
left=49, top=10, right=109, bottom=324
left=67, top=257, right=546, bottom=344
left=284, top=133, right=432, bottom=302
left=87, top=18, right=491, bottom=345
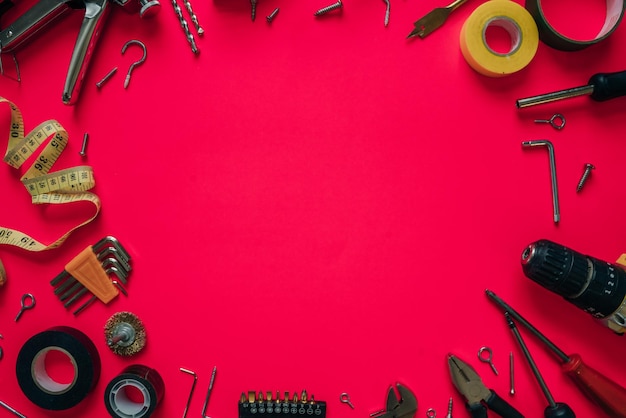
left=460, top=0, right=539, bottom=77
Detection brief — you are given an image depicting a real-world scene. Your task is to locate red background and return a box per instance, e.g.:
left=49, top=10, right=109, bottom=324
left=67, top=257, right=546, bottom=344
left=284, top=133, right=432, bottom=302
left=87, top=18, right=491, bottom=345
left=1, top=0, right=626, bottom=417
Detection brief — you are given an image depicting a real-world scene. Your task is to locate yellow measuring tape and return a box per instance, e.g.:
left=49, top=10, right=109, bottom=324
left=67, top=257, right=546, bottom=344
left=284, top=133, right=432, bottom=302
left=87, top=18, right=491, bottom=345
left=0, top=97, right=101, bottom=283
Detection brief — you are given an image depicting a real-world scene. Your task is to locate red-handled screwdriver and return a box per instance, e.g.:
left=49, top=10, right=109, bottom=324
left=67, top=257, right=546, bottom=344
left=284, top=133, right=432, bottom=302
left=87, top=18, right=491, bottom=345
left=517, top=70, right=626, bottom=108
left=486, top=289, right=626, bottom=418
left=505, top=312, right=576, bottom=418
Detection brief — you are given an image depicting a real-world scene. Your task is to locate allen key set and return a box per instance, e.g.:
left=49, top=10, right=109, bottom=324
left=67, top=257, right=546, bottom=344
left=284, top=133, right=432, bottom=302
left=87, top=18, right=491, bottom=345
left=49, top=236, right=132, bottom=315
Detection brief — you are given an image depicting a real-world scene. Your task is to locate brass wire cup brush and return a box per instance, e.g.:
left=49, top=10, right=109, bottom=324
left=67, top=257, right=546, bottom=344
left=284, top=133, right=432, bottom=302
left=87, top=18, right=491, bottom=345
left=104, top=312, right=146, bottom=356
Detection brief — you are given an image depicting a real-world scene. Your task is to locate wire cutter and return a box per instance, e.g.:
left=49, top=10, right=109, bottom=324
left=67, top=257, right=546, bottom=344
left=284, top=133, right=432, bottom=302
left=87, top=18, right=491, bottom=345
left=448, top=354, right=524, bottom=418
left=371, top=383, right=418, bottom=418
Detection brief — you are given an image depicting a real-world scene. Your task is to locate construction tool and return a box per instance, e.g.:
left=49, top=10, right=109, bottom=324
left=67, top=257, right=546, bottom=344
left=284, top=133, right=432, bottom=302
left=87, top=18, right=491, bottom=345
left=371, top=383, right=417, bottom=418
left=448, top=354, right=524, bottom=417
left=407, top=0, right=468, bottom=39
left=517, top=70, right=626, bottom=108
left=478, top=346, right=498, bottom=375
left=239, top=390, right=327, bottom=417
left=171, top=0, right=199, bottom=54
left=520, top=239, right=626, bottom=334
left=505, top=313, right=576, bottom=418
left=509, top=352, right=514, bottom=396
left=340, top=393, right=354, bottom=409
left=201, top=366, right=217, bottom=418
left=486, top=289, right=626, bottom=418
left=0, top=400, right=26, bottom=418
left=13, top=293, right=35, bottom=322
left=533, top=114, right=565, bottom=130
left=180, top=368, right=197, bottom=418
left=446, top=397, right=453, bottom=418
left=104, top=311, right=146, bottom=356
left=50, top=236, right=131, bottom=315
left=0, top=0, right=160, bottom=104
left=121, top=40, right=147, bottom=89
left=266, top=7, right=279, bottom=23
left=521, top=140, right=559, bottom=223
left=314, top=0, right=342, bottom=16
left=576, top=164, right=594, bottom=193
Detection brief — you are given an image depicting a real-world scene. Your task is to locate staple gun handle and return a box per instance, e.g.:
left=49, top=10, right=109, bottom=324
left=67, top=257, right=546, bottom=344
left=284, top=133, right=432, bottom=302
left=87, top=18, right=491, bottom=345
left=0, top=0, right=79, bottom=53
left=63, top=0, right=110, bottom=104
left=0, top=0, right=110, bottom=105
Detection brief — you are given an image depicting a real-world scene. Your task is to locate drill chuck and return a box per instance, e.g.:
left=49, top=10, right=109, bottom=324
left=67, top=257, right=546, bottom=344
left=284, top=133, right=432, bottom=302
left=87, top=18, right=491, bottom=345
left=521, top=239, right=626, bottom=334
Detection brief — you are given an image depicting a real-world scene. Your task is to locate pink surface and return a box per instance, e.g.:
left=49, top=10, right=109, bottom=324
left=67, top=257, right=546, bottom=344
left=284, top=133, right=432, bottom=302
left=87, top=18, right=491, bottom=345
left=1, top=0, right=626, bottom=417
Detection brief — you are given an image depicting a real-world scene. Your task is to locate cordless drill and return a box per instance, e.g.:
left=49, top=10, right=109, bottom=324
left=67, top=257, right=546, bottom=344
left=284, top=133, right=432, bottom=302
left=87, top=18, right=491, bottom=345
left=521, top=239, right=626, bottom=334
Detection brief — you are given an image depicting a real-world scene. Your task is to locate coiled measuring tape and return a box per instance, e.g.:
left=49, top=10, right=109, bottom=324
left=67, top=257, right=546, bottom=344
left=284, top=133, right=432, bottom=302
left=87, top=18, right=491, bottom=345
left=0, top=98, right=101, bottom=279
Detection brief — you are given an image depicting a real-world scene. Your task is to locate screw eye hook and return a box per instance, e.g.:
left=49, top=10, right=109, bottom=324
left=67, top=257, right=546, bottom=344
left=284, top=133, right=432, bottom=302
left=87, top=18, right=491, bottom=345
left=121, top=40, right=147, bottom=89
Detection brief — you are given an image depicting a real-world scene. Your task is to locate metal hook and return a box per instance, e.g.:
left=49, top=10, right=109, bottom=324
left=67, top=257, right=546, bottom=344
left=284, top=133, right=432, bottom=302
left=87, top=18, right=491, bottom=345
left=121, top=40, right=147, bottom=89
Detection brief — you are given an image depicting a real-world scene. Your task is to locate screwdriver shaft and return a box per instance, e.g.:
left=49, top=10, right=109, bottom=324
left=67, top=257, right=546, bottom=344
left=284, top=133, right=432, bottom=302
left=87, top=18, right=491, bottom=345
left=506, top=313, right=557, bottom=407
left=485, top=290, right=570, bottom=362
left=517, top=85, right=594, bottom=108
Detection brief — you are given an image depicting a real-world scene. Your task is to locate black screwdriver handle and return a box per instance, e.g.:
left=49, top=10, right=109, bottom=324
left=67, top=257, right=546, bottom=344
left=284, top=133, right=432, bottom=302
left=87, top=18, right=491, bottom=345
left=486, top=390, right=525, bottom=418
left=468, top=403, right=488, bottom=418
left=589, top=71, right=626, bottom=102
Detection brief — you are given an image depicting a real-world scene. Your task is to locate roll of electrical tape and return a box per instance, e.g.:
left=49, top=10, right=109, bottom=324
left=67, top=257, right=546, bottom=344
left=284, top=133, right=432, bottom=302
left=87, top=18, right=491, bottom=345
left=460, top=0, right=539, bottom=77
left=526, top=0, right=625, bottom=51
left=16, top=326, right=101, bottom=410
left=105, top=365, right=165, bottom=418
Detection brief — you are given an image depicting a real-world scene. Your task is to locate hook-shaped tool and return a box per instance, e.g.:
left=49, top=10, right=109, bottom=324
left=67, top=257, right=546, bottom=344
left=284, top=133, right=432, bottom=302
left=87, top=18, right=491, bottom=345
left=121, top=40, right=147, bottom=89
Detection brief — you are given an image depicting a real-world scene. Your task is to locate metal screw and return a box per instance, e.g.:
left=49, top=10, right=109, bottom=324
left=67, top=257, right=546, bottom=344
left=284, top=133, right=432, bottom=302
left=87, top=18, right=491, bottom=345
left=96, top=67, right=117, bottom=88
left=250, top=0, right=257, bottom=21
left=314, top=0, right=342, bottom=16
left=79, top=133, right=89, bottom=157
left=446, top=397, right=452, bottom=418
left=266, top=7, right=279, bottom=23
left=576, top=163, right=595, bottom=193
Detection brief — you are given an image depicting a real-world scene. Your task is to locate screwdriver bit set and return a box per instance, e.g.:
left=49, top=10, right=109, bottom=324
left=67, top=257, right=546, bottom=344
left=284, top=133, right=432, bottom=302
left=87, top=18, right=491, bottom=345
left=239, top=390, right=326, bottom=418
left=49, top=236, right=132, bottom=315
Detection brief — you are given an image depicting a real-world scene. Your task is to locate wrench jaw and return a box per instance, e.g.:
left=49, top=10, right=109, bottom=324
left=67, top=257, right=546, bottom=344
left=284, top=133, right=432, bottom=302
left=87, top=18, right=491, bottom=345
left=380, top=383, right=418, bottom=418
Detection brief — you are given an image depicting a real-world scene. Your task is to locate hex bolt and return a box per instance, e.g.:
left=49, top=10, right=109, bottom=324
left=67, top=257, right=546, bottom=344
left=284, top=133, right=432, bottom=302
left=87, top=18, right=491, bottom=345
left=314, top=0, right=342, bottom=16
left=576, top=163, right=595, bottom=193
left=266, top=7, right=279, bottom=23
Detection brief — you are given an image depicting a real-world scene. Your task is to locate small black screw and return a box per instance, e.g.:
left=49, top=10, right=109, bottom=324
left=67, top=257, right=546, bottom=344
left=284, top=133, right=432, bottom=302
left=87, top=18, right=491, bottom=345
left=266, top=7, right=279, bottom=23
left=250, top=0, right=257, bottom=21
left=79, top=133, right=89, bottom=157
left=576, top=163, right=594, bottom=193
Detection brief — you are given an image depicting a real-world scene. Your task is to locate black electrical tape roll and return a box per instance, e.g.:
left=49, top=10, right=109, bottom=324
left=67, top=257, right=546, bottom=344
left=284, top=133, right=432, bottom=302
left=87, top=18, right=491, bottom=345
left=525, top=0, right=626, bottom=51
left=16, top=326, right=101, bottom=410
left=105, top=364, right=165, bottom=418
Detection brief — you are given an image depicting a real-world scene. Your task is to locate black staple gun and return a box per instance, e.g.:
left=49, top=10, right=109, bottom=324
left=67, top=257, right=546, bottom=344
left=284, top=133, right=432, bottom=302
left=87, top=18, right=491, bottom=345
left=0, top=0, right=159, bottom=104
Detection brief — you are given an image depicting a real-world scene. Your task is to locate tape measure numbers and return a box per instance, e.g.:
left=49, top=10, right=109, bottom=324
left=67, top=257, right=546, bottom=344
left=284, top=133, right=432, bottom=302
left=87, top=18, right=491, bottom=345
left=0, top=97, right=101, bottom=262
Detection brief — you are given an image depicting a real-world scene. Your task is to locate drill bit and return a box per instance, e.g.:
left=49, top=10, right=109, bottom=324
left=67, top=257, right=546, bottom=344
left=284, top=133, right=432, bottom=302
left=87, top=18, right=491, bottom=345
left=104, top=311, right=146, bottom=356
left=170, top=0, right=199, bottom=54
left=250, top=0, right=257, bottom=21
left=183, top=0, right=204, bottom=35
left=446, top=397, right=453, bottom=417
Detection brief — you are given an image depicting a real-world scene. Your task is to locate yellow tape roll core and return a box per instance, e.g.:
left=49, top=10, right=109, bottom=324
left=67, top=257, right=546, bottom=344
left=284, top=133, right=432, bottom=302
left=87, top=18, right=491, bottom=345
left=460, top=1, right=539, bottom=77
